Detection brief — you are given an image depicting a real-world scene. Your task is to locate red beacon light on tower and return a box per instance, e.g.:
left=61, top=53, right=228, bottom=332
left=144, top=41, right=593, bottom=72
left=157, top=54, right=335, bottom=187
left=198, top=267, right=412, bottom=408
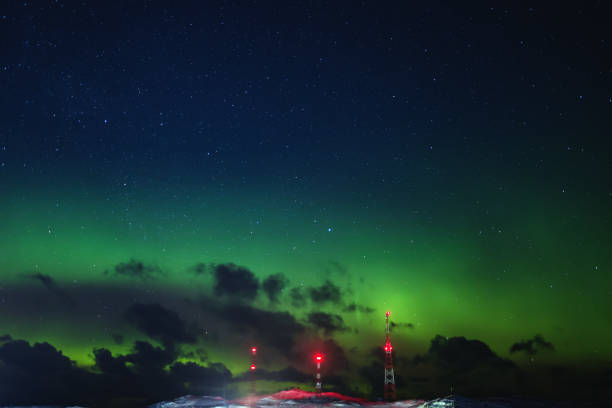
left=314, top=352, right=324, bottom=393
left=385, top=310, right=391, bottom=317
left=251, top=347, right=257, bottom=354
left=250, top=363, right=256, bottom=371
left=384, top=342, right=393, bottom=352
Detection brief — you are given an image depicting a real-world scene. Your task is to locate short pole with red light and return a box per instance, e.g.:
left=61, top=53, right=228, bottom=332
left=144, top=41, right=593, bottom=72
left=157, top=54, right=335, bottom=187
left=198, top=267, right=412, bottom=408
left=314, top=352, right=324, bottom=393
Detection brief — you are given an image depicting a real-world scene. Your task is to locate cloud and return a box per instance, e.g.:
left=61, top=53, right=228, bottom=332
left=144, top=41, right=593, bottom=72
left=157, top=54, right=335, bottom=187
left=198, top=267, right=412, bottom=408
left=308, top=280, right=342, bottom=305
left=234, top=366, right=311, bottom=382
left=223, top=303, right=305, bottom=352
left=417, top=335, right=515, bottom=370
left=124, top=303, right=198, bottom=346
left=0, top=337, right=232, bottom=406
left=510, top=334, right=554, bottom=355
left=0, top=339, right=92, bottom=406
left=91, top=340, right=231, bottom=403
left=25, top=273, right=75, bottom=307
left=390, top=321, right=415, bottom=331
left=307, top=312, right=348, bottom=335
left=180, top=347, right=208, bottom=363
left=289, top=287, right=306, bottom=307
left=109, top=259, right=163, bottom=281
left=291, top=337, right=349, bottom=374
left=169, top=361, right=231, bottom=393
left=343, top=302, right=375, bottom=313
left=262, top=273, right=288, bottom=303
left=212, top=263, right=259, bottom=301
left=190, top=262, right=208, bottom=275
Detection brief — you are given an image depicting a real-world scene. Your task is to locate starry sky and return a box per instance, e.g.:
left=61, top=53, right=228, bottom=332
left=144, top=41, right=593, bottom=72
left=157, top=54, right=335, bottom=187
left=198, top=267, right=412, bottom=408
left=0, top=1, right=610, bottom=407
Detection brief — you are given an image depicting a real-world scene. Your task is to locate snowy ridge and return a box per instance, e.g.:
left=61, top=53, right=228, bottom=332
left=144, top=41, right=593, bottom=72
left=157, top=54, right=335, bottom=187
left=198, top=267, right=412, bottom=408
left=147, top=390, right=599, bottom=408
left=0, top=392, right=599, bottom=408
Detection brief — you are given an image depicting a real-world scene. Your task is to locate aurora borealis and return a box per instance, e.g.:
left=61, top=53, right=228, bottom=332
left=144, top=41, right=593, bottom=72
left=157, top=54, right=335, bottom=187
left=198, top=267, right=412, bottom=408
left=0, top=1, right=610, bottom=407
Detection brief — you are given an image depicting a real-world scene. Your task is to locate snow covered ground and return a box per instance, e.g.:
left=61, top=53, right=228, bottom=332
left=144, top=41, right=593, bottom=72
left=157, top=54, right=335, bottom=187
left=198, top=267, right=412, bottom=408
left=0, top=389, right=600, bottom=408
left=146, top=389, right=588, bottom=408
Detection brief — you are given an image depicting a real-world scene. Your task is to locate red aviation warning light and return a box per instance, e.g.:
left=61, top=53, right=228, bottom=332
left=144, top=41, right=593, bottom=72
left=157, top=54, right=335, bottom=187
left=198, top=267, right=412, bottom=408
left=314, top=352, right=324, bottom=393
left=249, top=346, right=257, bottom=406
left=384, top=342, right=393, bottom=353
left=385, top=310, right=391, bottom=317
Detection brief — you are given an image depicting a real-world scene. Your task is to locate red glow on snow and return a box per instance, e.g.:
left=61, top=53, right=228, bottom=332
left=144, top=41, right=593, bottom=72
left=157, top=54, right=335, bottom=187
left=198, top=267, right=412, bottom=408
left=248, top=389, right=370, bottom=403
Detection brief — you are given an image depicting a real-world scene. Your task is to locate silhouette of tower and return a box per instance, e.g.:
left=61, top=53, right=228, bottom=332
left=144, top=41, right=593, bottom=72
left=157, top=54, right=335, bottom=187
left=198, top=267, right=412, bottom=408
left=384, top=311, right=396, bottom=400
left=314, top=352, right=324, bottom=393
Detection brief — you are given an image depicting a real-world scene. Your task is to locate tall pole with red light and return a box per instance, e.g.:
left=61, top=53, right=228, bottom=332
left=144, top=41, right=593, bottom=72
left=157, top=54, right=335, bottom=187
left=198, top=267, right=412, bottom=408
left=384, top=311, right=396, bottom=400
left=314, top=352, right=324, bottom=393
left=249, top=346, right=257, bottom=405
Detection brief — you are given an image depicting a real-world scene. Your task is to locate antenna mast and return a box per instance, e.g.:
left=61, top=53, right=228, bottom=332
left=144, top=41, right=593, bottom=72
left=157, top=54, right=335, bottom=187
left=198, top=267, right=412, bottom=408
left=384, top=311, right=396, bottom=400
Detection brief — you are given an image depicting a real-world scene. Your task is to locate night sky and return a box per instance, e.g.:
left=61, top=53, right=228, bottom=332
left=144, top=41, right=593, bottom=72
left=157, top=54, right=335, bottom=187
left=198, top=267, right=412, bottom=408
left=0, top=1, right=610, bottom=407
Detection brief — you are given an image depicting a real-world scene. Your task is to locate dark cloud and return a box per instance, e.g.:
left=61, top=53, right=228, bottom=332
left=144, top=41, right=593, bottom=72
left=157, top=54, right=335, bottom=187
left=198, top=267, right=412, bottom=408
left=124, top=303, right=198, bottom=346
left=291, top=337, right=349, bottom=374
left=223, top=303, right=305, bottom=352
left=212, top=263, right=259, bottom=301
left=262, top=273, right=288, bottom=303
left=358, top=335, right=520, bottom=400
left=307, top=312, right=348, bottom=335
left=0, top=339, right=92, bottom=406
left=169, top=361, right=231, bottom=393
left=510, top=334, right=554, bottom=355
left=180, top=347, right=208, bottom=363
left=343, top=302, right=375, bottom=313
left=127, top=340, right=179, bottom=373
left=92, top=340, right=231, bottom=404
left=111, top=333, right=124, bottom=345
left=235, top=365, right=311, bottom=382
left=93, top=347, right=131, bottom=376
left=26, top=273, right=75, bottom=307
left=190, top=262, right=208, bottom=275
left=289, top=286, right=306, bottom=307
left=308, top=280, right=342, bottom=305
left=390, top=321, right=415, bottom=331
left=0, top=336, right=232, bottom=407
left=417, top=335, right=515, bottom=370
left=0, top=334, right=11, bottom=342
left=109, top=259, right=163, bottom=281
left=197, top=295, right=305, bottom=357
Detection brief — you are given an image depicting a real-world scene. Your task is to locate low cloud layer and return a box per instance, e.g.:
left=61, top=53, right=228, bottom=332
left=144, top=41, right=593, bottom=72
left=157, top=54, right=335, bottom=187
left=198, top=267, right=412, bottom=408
left=1, top=260, right=608, bottom=405
left=124, top=302, right=199, bottom=346
left=307, top=312, right=348, bottom=335
left=110, top=259, right=164, bottom=281
left=510, top=335, right=554, bottom=355
left=26, top=273, right=75, bottom=307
